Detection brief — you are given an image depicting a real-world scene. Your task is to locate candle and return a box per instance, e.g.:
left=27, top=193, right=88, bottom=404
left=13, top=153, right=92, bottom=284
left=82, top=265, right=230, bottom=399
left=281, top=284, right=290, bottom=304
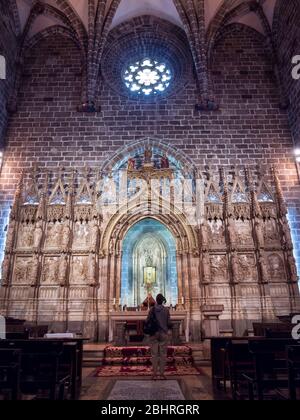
left=181, top=297, right=185, bottom=305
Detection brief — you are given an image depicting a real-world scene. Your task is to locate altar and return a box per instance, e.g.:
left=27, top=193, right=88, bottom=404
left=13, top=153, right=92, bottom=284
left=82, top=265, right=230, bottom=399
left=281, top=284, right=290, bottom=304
left=108, top=310, right=189, bottom=344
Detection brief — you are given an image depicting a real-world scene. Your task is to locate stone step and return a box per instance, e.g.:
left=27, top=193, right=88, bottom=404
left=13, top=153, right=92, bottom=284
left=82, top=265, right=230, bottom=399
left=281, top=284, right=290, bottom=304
left=83, top=349, right=105, bottom=367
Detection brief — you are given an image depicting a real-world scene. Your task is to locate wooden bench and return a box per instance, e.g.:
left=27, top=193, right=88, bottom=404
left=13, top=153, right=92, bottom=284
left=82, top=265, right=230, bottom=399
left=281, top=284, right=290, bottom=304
left=0, top=349, right=21, bottom=400
left=0, top=340, right=70, bottom=400
left=287, top=345, right=300, bottom=400
left=227, top=340, right=255, bottom=400
left=245, top=339, right=297, bottom=400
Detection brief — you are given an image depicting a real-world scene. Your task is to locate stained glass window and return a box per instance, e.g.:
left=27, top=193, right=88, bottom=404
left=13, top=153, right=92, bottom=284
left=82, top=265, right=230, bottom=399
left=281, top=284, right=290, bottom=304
left=123, top=58, right=172, bottom=96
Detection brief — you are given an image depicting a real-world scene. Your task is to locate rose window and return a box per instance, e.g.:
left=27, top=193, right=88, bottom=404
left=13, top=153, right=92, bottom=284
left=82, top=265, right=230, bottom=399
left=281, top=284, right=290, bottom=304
left=123, top=58, right=172, bottom=96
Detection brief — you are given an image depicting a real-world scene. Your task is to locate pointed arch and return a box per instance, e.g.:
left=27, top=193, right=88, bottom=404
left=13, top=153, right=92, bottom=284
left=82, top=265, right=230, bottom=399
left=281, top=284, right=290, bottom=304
left=101, top=138, right=197, bottom=173
left=99, top=199, right=199, bottom=257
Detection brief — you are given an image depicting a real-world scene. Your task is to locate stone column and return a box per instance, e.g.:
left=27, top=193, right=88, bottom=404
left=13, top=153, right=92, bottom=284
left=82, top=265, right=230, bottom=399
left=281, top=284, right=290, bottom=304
left=115, top=253, right=122, bottom=308
left=176, top=252, right=184, bottom=308
left=202, top=304, right=224, bottom=358
left=202, top=304, right=224, bottom=338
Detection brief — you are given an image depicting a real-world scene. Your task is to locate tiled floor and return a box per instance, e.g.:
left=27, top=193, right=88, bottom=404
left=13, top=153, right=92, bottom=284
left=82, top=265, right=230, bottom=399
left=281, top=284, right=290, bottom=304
left=80, top=367, right=229, bottom=400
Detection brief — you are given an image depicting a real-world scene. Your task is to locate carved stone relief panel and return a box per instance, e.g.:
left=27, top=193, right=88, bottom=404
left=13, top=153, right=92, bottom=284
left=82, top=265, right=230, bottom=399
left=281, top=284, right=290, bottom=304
left=238, top=254, right=258, bottom=283
left=69, top=287, right=89, bottom=299
left=267, top=253, right=286, bottom=282
left=73, top=221, right=90, bottom=250
left=207, top=220, right=226, bottom=248
left=210, top=255, right=229, bottom=282
left=70, top=256, right=89, bottom=284
left=44, top=222, right=63, bottom=250
left=208, top=285, right=231, bottom=298
left=234, top=220, right=254, bottom=248
left=42, top=257, right=60, bottom=284
left=240, top=285, right=260, bottom=296
left=10, top=286, right=29, bottom=300
left=263, top=218, right=281, bottom=246
left=12, top=257, right=33, bottom=284
left=17, top=223, right=34, bottom=249
left=39, top=287, right=60, bottom=300
left=269, top=285, right=289, bottom=297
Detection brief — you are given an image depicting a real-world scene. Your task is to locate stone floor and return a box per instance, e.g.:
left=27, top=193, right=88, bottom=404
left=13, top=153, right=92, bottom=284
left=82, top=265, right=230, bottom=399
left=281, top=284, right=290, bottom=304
left=80, top=367, right=229, bottom=400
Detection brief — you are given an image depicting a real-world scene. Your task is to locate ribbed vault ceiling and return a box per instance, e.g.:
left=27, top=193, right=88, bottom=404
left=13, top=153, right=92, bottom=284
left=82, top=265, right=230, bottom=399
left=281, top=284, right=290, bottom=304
left=15, top=0, right=277, bottom=38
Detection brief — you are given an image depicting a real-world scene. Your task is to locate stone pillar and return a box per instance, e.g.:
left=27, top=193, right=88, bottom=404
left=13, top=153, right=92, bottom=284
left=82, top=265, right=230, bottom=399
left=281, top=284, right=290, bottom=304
left=176, top=252, right=184, bottom=308
left=202, top=304, right=224, bottom=359
left=202, top=304, right=224, bottom=337
left=115, top=253, right=122, bottom=307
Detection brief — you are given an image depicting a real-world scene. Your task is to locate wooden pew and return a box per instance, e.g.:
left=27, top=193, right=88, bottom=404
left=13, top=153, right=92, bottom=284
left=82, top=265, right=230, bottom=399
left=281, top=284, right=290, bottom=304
left=246, top=339, right=297, bottom=400
left=287, top=345, right=300, bottom=400
left=253, top=322, right=292, bottom=338
left=227, top=340, right=255, bottom=400
left=0, top=349, right=21, bottom=400
left=210, top=337, right=263, bottom=391
left=0, top=340, right=70, bottom=400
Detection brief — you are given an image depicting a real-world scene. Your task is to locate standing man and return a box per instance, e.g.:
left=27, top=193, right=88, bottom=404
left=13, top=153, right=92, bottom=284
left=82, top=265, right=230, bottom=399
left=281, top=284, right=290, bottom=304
left=146, top=294, right=172, bottom=380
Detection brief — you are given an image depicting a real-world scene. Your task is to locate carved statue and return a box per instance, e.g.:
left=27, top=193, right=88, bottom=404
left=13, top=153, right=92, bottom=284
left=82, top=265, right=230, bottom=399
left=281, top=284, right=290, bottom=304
left=73, top=222, right=89, bottom=248
left=144, top=148, right=152, bottom=164
left=211, top=255, right=228, bottom=281
left=202, top=252, right=211, bottom=283
left=210, top=221, right=225, bottom=244
left=89, top=220, right=99, bottom=253
left=72, top=257, right=86, bottom=283
left=255, top=218, right=264, bottom=249
left=19, top=223, right=33, bottom=248
left=231, top=252, right=240, bottom=283
left=87, top=254, right=97, bottom=286
left=161, top=153, right=169, bottom=169
left=5, top=220, right=16, bottom=253
left=1, top=254, right=10, bottom=286
left=57, top=254, right=68, bottom=286
left=61, top=221, right=70, bottom=252
left=43, top=258, right=58, bottom=284
left=268, top=253, right=285, bottom=280
left=228, top=218, right=236, bottom=249
left=281, top=219, right=293, bottom=250
left=259, top=252, right=269, bottom=283
left=127, top=157, right=135, bottom=171
left=201, top=221, right=210, bottom=250
left=287, top=253, right=298, bottom=282
left=29, top=254, right=39, bottom=287
left=33, top=220, right=43, bottom=251
left=46, top=222, right=61, bottom=248
left=14, top=259, right=28, bottom=283
left=264, top=219, right=278, bottom=242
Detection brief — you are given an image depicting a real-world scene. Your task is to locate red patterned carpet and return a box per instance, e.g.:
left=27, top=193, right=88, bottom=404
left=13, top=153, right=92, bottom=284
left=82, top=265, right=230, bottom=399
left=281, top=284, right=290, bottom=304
left=93, top=346, right=204, bottom=377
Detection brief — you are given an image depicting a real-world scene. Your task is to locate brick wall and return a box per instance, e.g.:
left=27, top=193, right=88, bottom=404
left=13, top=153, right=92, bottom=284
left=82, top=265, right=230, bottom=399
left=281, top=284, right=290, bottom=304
left=0, top=22, right=300, bottom=273
left=275, top=0, right=300, bottom=144
left=0, top=4, right=17, bottom=148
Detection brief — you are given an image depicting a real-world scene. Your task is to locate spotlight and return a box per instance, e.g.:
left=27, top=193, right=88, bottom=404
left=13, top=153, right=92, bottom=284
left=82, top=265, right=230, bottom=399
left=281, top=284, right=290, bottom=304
left=294, top=148, right=300, bottom=157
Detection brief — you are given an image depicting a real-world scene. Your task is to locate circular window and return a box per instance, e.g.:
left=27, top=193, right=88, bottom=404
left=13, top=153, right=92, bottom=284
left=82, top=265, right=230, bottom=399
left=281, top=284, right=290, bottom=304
left=123, top=58, right=172, bottom=97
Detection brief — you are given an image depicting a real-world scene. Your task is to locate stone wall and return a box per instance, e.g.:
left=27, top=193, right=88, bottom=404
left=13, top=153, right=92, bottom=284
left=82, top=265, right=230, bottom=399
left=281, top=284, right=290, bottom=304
left=274, top=0, right=300, bottom=145
left=0, top=18, right=300, bottom=329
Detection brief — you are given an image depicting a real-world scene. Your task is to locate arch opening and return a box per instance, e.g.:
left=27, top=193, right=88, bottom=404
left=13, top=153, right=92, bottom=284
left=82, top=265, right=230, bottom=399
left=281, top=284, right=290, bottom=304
left=121, top=218, right=178, bottom=307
